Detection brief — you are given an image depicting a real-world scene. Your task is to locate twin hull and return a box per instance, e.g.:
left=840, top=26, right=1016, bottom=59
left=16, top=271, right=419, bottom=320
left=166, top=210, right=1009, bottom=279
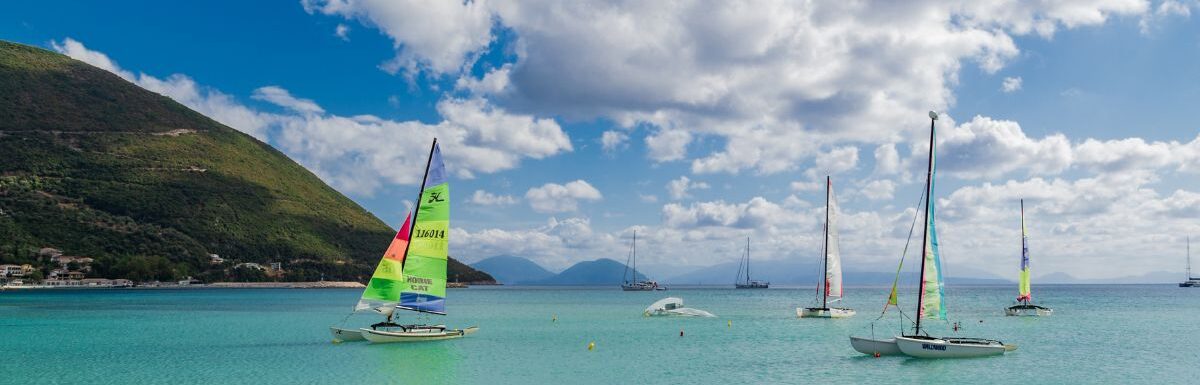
left=893, top=335, right=1009, bottom=358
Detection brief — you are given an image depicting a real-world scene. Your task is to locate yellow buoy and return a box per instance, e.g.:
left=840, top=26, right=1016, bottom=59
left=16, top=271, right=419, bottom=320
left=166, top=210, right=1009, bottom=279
left=588, top=341, right=595, bottom=351
left=552, top=314, right=557, bottom=322
left=727, top=320, right=732, bottom=328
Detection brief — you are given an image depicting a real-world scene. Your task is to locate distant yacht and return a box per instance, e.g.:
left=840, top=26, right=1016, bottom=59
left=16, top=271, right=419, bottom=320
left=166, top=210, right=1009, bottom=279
left=1181, top=237, right=1199, bottom=288
left=621, top=230, right=662, bottom=291
left=734, top=237, right=768, bottom=289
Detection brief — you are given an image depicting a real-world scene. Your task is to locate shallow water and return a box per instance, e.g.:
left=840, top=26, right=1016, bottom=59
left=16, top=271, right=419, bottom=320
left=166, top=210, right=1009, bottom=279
left=2, top=285, right=1198, bottom=384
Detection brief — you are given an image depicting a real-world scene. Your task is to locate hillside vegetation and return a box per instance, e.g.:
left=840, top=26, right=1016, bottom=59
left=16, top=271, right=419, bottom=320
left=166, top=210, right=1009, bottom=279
left=0, top=41, right=493, bottom=283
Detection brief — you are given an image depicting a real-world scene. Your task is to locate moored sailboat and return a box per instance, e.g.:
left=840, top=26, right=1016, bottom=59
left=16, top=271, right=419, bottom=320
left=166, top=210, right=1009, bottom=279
left=1181, top=237, right=1199, bottom=287
left=621, top=230, right=662, bottom=291
left=734, top=237, right=768, bottom=289
left=354, top=139, right=477, bottom=343
left=798, top=176, right=854, bottom=318
left=1006, top=200, right=1052, bottom=316
left=892, top=111, right=1013, bottom=358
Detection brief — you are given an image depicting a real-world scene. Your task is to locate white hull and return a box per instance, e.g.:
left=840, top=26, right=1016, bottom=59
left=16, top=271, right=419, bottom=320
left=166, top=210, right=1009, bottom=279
left=797, top=307, right=855, bottom=318
left=360, top=326, right=478, bottom=343
left=330, top=327, right=366, bottom=342
left=894, top=335, right=1011, bottom=358
left=849, top=336, right=901, bottom=356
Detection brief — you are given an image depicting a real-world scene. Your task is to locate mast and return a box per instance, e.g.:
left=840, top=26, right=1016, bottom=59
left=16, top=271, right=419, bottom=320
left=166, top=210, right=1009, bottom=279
left=1188, top=236, right=1192, bottom=280
left=739, top=237, right=748, bottom=281
left=632, top=230, right=638, bottom=283
left=914, top=114, right=936, bottom=335
left=822, top=175, right=831, bottom=308
left=398, top=138, right=438, bottom=273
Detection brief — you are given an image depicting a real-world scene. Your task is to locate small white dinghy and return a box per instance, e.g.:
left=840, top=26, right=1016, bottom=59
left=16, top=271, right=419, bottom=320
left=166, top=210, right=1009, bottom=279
left=360, top=325, right=479, bottom=343
left=798, top=307, right=856, bottom=318
left=644, top=297, right=715, bottom=317
left=894, top=335, right=1013, bottom=358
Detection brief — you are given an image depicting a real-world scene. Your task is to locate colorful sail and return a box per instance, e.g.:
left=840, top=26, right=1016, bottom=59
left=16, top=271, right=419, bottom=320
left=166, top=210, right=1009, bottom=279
left=398, top=142, right=450, bottom=315
left=825, top=177, right=843, bottom=298
left=1018, top=200, right=1032, bottom=302
left=918, top=125, right=947, bottom=321
left=355, top=213, right=413, bottom=313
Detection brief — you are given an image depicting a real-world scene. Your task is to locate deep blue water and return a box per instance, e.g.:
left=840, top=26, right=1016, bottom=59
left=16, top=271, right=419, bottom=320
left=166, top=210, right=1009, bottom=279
left=2, top=285, right=1198, bottom=384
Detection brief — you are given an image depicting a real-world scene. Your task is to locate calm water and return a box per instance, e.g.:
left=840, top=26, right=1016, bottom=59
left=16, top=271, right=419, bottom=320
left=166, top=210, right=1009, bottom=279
left=3, top=285, right=1199, bottom=384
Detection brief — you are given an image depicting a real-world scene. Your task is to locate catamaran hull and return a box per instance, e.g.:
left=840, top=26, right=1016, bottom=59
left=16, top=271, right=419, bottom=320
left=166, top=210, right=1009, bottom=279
left=360, top=326, right=478, bottom=343
left=894, top=336, right=1011, bottom=358
left=797, top=307, right=856, bottom=318
left=1005, top=307, right=1052, bottom=316
left=850, top=336, right=901, bottom=356
left=330, top=326, right=366, bottom=342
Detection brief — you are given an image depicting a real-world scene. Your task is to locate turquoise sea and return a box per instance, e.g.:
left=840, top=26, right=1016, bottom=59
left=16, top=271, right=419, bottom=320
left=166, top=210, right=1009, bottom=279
left=3, top=285, right=1199, bottom=384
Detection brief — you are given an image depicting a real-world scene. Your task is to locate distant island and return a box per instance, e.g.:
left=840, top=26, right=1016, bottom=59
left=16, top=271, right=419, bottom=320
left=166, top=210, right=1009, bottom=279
left=0, top=41, right=494, bottom=286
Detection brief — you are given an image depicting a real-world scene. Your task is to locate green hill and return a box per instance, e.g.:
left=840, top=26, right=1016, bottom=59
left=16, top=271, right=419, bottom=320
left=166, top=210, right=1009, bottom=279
left=0, top=40, right=493, bottom=284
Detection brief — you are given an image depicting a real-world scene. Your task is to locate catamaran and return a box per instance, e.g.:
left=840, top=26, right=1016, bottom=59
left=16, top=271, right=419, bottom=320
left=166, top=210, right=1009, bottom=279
left=1181, top=237, right=1199, bottom=287
left=330, top=138, right=477, bottom=343
left=621, top=230, right=662, bottom=291
left=734, top=237, right=768, bottom=289
left=798, top=176, right=854, bottom=318
left=1006, top=200, right=1052, bottom=316
left=891, top=111, right=1014, bottom=358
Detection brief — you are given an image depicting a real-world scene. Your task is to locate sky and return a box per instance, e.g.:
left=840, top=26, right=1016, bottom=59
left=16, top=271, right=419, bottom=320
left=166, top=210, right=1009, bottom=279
left=3, top=0, right=1200, bottom=280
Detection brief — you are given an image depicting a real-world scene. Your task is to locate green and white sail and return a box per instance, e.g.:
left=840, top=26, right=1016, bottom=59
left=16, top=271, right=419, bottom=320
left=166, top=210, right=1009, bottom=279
left=398, top=141, right=450, bottom=315
left=1018, top=199, right=1032, bottom=302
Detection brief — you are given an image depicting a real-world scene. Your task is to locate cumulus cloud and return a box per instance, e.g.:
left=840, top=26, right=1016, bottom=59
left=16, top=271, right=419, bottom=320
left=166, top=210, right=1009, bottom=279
left=252, top=86, right=325, bottom=114
left=525, top=180, right=603, bottom=213
left=600, top=130, right=629, bottom=153
left=645, top=129, right=691, bottom=162
left=1001, top=76, right=1023, bottom=93
left=335, top=23, right=350, bottom=41
left=861, top=180, right=896, bottom=201
left=469, top=190, right=518, bottom=206
left=935, top=115, right=1073, bottom=179
left=666, top=176, right=710, bottom=200
left=661, top=197, right=794, bottom=230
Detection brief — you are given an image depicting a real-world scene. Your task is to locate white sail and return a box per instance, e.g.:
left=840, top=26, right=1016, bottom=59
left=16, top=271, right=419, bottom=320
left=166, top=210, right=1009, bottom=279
left=825, top=178, right=842, bottom=298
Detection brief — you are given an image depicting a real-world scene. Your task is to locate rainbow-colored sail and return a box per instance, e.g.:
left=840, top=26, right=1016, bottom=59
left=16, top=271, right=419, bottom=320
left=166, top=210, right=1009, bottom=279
left=398, top=142, right=450, bottom=315
left=356, top=213, right=412, bottom=313
left=918, top=123, right=947, bottom=321
left=1018, top=199, right=1031, bottom=302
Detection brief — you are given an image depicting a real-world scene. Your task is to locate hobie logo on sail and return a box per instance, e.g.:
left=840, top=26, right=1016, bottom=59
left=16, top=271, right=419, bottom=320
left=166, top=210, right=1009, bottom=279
left=427, top=192, right=445, bottom=203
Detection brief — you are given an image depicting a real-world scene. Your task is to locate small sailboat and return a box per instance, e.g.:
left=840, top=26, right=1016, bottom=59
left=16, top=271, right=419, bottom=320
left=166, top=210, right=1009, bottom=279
left=1181, top=237, right=1199, bottom=287
left=1006, top=200, right=1052, bottom=316
left=352, top=139, right=477, bottom=343
left=621, top=230, right=662, bottom=291
left=798, top=176, right=854, bottom=318
left=734, top=237, right=768, bottom=289
left=643, top=297, right=716, bottom=317
left=892, top=111, right=1013, bottom=358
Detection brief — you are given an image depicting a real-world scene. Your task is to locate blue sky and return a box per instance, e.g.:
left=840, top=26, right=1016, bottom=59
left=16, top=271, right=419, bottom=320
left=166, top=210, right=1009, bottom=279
left=4, top=1, right=1200, bottom=280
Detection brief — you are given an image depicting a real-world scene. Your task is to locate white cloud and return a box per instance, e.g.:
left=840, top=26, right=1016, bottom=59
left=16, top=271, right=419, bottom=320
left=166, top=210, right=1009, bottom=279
left=302, top=0, right=493, bottom=75
left=861, top=180, right=895, bottom=201
left=807, top=146, right=859, bottom=178
left=666, top=176, right=710, bottom=200
left=935, top=115, right=1073, bottom=179
left=252, top=86, right=325, bottom=115
left=452, top=217, right=618, bottom=269
left=662, top=197, right=794, bottom=230
left=335, top=23, right=351, bottom=41
left=873, top=143, right=901, bottom=176
left=600, top=130, right=629, bottom=153
left=469, top=190, right=517, bottom=206
left=1001, top=76, right=1023, bottom=93
left=525, top=180, right=603, bottom=213
left=645, top=128, right=691, bottom=162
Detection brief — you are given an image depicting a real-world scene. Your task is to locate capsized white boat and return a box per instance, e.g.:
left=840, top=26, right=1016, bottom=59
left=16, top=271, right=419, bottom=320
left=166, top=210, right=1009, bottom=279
left=799, top=176, right=854, bottom=318
left=644, top=297, right=715, bottom=317
left=893, top=112, right=1013, bottom=358
left=1005, top=199, right=1052, bottom=317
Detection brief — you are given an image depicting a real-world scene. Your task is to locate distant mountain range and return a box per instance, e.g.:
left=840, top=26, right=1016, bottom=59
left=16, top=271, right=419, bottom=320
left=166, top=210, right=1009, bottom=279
left=471, top=255, right=1009, bottom=286
left=1037, top=271, right=1181, bottom=284
left=471, top=257, right=648, bottom=285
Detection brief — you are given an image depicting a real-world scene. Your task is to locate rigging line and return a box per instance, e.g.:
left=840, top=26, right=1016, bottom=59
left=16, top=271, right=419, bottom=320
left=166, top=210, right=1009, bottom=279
left=877, top=181, right=928, bottom=319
